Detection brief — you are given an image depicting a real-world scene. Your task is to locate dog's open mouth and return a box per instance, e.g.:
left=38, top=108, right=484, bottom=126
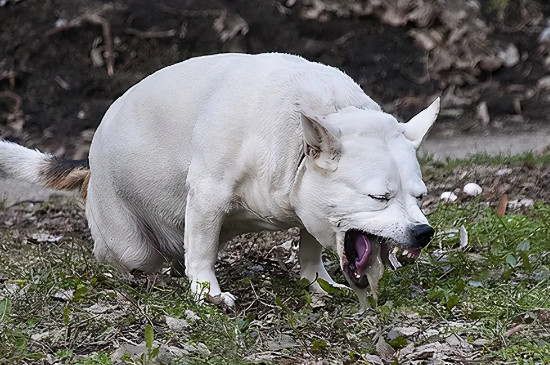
left=343, top=229, right=421, bottom=288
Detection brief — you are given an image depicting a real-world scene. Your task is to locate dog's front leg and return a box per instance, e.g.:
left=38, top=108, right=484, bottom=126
left=299, top=229, right=347, bottom=294
left=184, top=184, right=235, bottom=307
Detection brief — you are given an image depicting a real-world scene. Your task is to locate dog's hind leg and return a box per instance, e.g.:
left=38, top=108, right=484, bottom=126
left=183, top=180, right=235, bottom=307
left=299, top=229, right=347, bottom=293
left=85, top=186, right=166, bottom=274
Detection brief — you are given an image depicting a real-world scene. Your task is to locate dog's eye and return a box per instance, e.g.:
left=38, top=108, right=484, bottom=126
left=369, top=194, right=390, bottom=202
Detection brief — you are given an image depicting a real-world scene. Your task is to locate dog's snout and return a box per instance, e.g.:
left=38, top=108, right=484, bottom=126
left=410, top=224, right=434, bottom=248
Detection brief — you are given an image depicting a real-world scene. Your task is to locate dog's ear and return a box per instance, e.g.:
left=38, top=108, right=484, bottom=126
left=301, top=113, right=341, bottom=172
left=403, top=97, right=440, bottom=149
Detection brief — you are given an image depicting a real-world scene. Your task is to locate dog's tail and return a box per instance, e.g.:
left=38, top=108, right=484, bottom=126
left=0, top=140, right=90, bottom=199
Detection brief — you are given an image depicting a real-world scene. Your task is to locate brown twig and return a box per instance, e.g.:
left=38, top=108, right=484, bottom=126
left=45, top=14, right=115, bottom=76
left=156, top=3, right=222, bottom=17
left=0, top=70, right=16, bottom=89
left=125, top=28, right=177, bottom=39
left=0, top=90, right=22, bottom=112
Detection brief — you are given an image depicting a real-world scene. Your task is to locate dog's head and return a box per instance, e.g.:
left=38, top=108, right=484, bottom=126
left=293, top=98, right=439, bottom=304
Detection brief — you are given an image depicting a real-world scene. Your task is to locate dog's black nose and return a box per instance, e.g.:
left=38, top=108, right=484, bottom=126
left=410, top=224, right=434, bottom=248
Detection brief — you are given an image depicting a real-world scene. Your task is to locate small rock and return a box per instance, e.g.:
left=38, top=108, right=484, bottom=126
left=440, top=192, right=458, bottom=202
left=463, top=183, right=482, bottom=196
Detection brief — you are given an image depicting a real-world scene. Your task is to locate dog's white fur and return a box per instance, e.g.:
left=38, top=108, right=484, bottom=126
left=0, top=53, right=439, bottom=307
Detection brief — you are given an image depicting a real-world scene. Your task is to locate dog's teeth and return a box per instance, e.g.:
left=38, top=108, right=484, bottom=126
left=388, top=252, right=402, bottom=269
left=403, top=249, right=409, bottom=255
left=392, top=247, right=399, bottom=254
left=355, top=273, right=361, bottom=279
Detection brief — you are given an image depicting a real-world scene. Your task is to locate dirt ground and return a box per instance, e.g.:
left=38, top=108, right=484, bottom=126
left=2, top=2, right=550, bottom=363
left=1, top=148, right=549, bottom=364
left=1, top=0, right=550, bottom=158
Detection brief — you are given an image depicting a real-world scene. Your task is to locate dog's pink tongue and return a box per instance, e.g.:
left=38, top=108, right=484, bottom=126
left=355, top=234, right=371, bottom=273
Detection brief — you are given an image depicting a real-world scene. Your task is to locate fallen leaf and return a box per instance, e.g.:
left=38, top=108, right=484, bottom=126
left=267, top=334, right=299, bottom=351
left=459, top=226, right=468, bottom=249
left=505, top=324, right=527, bottom=337
left=29, top=232, right=63, bottom=243
left=52, top=289, right=74, bottom=301
left=388, top=326, right=420, bottom=339
left=165, top=316, right=190, bottom=332
left=376, top=336, right=395, bottom=362
left=440, top=191, right=458, bottom=202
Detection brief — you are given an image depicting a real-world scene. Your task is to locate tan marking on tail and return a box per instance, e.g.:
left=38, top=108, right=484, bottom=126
left=42, top=168, right=88, bottom=191
left=38, top=157, right=90, bottom=199
left=80, top=171, right=91, bottom=200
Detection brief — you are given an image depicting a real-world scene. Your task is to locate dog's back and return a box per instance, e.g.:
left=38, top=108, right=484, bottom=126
left=87, top=53, right=380, bottom=223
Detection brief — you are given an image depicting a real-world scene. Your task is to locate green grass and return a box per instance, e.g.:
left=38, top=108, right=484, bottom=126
left=382, top=201, right=550, bottom=364
left=1, top=165, right=549, bottom=363
left=421, top=150, right=550, bottom=171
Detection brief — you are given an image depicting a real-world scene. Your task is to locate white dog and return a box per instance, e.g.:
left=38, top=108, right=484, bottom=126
left=0, top=53, right=438, bottom=308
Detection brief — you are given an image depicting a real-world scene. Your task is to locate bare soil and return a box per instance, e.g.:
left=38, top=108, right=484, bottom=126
left=1, top=0, right=550, bottom=158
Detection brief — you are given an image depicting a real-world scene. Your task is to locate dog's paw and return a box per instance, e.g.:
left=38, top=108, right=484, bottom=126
left=206, top=292, right=236, bottom=309
left=219, top=292, right=236, bottom=307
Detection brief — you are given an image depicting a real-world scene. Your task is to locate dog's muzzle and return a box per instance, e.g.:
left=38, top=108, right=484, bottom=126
left=342, top=225, right=434, bottom=288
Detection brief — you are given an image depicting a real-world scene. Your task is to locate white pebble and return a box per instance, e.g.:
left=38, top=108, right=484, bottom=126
left=440, top=192, right=458, bottom=202
left=463, top=183, right=482, bottom=196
